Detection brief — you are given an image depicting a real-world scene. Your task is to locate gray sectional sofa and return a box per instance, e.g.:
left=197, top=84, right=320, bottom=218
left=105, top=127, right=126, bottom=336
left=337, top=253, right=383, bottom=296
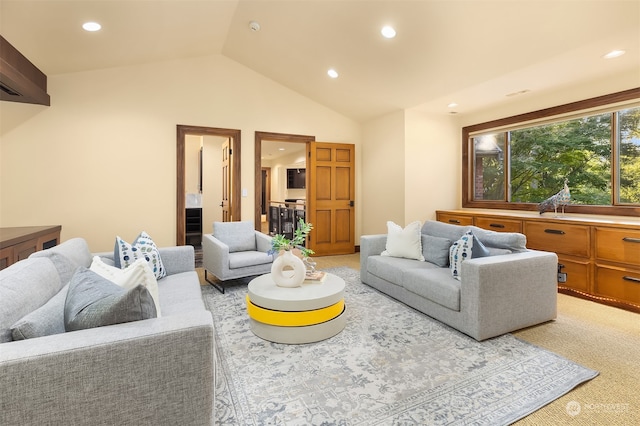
left=0, top=238, right=215, bottom=425
left=360, top=220, right=558, bottom=341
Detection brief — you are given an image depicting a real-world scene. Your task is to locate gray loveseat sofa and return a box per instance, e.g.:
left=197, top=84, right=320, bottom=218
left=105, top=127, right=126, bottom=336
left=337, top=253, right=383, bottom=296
left=0, top=238, right=215, bottom=425
left=360, top=220, right=558, bottom=341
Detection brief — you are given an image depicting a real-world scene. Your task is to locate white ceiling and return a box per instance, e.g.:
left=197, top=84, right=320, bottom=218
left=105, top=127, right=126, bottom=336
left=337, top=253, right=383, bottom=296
left=1, top=0, right=638, bottom=122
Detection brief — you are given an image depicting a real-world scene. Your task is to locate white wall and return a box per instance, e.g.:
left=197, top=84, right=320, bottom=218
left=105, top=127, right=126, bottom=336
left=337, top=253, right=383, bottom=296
left=0, top=54, right=361, bottom=251
left=457, top=68, right=640, bottom=127
left=404, top=109, right=460, bottom=223
left=361, top=110, right=405, bottom=235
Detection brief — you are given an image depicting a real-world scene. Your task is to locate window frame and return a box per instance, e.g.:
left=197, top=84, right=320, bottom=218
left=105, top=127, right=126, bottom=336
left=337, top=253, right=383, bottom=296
left=462, top=88, right=640, bottom=217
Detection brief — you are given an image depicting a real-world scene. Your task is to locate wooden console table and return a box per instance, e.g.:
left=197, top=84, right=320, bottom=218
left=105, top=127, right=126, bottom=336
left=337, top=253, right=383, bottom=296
left=0, top=225, right=62, bottom=270
left=436, top=210, right=640, bottom=313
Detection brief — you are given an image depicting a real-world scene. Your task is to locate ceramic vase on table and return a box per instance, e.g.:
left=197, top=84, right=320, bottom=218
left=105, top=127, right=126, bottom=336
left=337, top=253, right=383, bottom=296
left=271, top=250, right=306, bottom=288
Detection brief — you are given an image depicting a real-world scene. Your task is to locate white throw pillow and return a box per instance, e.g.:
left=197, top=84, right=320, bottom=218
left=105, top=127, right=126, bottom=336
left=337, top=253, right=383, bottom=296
left=381, top=221, right=425, bottom=261
left=90, top=256, right=161, bottom=316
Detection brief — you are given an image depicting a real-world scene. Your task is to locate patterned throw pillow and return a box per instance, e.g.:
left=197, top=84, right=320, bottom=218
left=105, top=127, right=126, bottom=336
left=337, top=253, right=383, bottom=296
left=114, top=231, right=166, bottom=279
left=449, top=231, right=490, bottom=280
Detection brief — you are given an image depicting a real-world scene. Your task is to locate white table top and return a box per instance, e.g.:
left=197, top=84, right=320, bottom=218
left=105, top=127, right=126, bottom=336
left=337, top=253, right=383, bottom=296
left=247, top=272, right=345, bottom=312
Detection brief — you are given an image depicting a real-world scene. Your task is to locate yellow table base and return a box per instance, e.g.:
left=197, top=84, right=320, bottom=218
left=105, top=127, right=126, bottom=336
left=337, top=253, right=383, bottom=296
left=246, top=295, right=344, bottom=327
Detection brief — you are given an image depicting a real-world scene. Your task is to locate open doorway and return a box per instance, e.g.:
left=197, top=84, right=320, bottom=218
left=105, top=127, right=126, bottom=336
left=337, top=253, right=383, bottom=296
left=254, top=131, right=315, bottom=233
left=177, top=125, right=241, bottom=246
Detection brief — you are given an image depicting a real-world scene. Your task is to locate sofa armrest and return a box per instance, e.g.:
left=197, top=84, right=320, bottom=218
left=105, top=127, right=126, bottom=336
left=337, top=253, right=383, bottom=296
left=359, top=234, right=387, bottom=279
left=255, top=231, right=273, bottom=253
left=460, top=250, right=558, bottom=340
left=94, top=245, right=195, bottom=276
left=0, top=311, right=215, bottom=425
left=202, top=233, right=230, bottom=279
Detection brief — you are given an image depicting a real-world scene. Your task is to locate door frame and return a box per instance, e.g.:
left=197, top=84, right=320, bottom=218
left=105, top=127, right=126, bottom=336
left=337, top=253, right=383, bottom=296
left=254, top=131, right=315, bottom=230
left=177, top=125, right=241, bottom=245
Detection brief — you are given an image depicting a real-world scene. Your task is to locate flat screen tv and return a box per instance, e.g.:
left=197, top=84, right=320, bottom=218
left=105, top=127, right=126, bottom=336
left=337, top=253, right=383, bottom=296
left=286, top=168, right=305, bottom=189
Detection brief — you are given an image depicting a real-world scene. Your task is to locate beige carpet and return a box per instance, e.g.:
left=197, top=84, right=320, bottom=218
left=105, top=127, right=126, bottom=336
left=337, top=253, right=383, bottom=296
left=198, top=253, right=639, bottom=425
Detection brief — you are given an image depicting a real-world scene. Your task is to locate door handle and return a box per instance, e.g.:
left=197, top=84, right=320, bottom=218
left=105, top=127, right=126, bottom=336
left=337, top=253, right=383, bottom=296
left=349, top=200, right=354, bottom=207
left=219, top=202, right=224, bottom=207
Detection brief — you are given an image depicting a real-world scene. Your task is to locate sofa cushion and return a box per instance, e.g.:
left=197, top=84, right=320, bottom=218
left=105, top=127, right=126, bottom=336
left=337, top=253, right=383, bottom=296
left=213, top=221, right=256, bottom=252
left=29, top=237, right=92, bottom=286
left=90, top=256, right=161, bottom=317
left=11, top=284, right=69, bottom=340
left=403, top=268, right=461, bottom=311
left=115, top=231, right=166, bottom=279
left=228, top=251, right=273, bottom=269
left=64, top=267, right=157, bottom=332
left=0, top=258, right=61, bottom=343
left=157, top=271, right=206, bottom=316
left=367, top=255, right=437, bottom=285
left=422, top=220, right=469, bottom=243
left=421, top=235, right=452, bottom=267
left=381, top=221, right=425, bottom=261
left=469, top=226, right=527, bottom=252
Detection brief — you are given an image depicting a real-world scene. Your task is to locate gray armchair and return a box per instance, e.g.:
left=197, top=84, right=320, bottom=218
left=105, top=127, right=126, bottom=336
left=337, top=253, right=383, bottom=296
left=202, top=221, right=274, bottom=293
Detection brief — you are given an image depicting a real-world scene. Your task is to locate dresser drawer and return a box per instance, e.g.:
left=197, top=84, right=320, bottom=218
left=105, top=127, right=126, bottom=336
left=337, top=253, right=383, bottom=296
left=436, top=213, right=473, bottom=226
left=558, top=257, right=590, bottom=292
left=595, top=227, right=640, bottom=266
left=524, top=221, right=590, bottom=257
left=595, top=265, right=640, bottom=305
left=474, top=216, right=522, bottom=233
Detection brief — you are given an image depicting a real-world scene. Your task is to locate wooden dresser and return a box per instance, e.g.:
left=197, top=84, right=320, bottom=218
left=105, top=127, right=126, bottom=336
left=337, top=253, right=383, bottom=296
left=0, top=226, right=62, bottom=270
left=436, top=210, right=640, bottom=313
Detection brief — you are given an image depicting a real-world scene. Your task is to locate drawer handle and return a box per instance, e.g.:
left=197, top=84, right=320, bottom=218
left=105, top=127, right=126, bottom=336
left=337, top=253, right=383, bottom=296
left=623, top=276, right=640, bottom=284
left=622, top=237, right=640, bottom=244
left=448, top=219, right=461, bottom=224
left=544, top=229, right=565, bottom=235
left=489, top=223, right=505, bottom=229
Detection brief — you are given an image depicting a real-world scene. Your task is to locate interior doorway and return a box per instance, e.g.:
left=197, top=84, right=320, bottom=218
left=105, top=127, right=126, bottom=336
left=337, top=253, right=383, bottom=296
left=261, top=167, right=271, bottom=233
left=177, top=125, right=241, bottom=246
left=254, top=131, right=315, bottom=232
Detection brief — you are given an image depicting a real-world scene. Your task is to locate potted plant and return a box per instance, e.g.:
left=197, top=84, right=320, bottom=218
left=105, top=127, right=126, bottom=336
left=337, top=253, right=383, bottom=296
left=269, top=219, right=314, bottom=287
left=269, top=218, right=314, bottom=257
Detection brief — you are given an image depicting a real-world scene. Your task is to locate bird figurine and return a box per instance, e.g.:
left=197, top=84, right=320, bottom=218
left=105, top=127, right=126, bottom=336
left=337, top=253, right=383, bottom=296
left=538, top=179, right=571, bottom=216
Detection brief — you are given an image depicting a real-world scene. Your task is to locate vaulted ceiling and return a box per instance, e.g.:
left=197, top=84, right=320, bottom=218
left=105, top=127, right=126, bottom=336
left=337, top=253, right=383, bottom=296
left=1, top=0, right=638, bottom=122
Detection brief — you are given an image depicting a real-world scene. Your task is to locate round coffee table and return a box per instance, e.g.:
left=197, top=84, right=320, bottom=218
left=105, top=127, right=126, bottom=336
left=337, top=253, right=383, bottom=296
left=246, top=273, right=346, bottom=344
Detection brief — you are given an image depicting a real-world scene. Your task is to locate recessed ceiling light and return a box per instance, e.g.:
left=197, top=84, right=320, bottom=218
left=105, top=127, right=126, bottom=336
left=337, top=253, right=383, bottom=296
left=327, top=69, right=339, bottom=78
left=381, top=26, right=396, bottom=39
left=448, top=102, right=458, bottom=108
left=603, top=50, right=625, bottom=59
left=505, top=89, right=531, bottom=97
left=82, top=22, right=101, bottom=32
left=249, top=21, right=261, bottom=32
left=278, top=148, right=285, bottom=151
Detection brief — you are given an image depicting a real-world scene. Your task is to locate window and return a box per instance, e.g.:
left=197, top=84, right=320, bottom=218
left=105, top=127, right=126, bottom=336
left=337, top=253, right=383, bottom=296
left=463, top=89, right=640, bottom=217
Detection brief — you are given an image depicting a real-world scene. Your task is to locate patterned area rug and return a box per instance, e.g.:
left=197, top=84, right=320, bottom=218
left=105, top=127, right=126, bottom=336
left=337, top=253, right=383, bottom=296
left=201, top=267, right=598, bottom=425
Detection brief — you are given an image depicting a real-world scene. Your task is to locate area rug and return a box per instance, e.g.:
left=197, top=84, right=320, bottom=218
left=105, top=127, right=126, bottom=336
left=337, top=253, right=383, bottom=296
left=202, top=267, right=598, bottom=425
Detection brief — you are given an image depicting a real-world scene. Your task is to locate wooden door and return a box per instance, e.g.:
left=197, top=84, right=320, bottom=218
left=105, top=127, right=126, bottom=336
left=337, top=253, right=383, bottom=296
left=221, top=139, right=231, bottom=222
left=307, top=142, right=355, bottom=255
